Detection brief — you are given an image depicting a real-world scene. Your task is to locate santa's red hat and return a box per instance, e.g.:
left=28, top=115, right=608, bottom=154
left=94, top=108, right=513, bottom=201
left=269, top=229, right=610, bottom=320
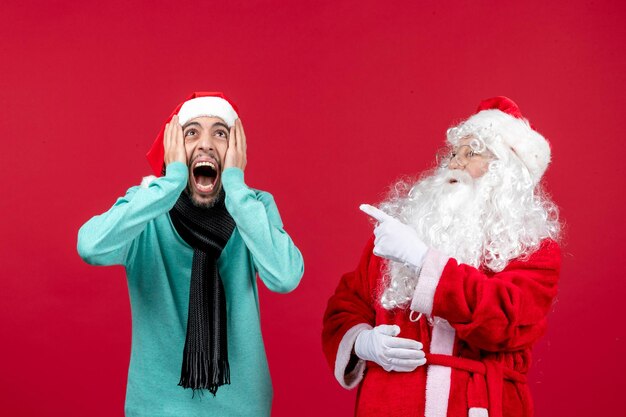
left=449, top=96, right=550, bottom=184
left=146, top=92, right=239, bottom=176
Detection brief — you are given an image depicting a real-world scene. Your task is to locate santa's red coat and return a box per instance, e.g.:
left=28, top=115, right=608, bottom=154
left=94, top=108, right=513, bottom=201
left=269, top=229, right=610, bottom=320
left=322, top=237, right=561, bottom=417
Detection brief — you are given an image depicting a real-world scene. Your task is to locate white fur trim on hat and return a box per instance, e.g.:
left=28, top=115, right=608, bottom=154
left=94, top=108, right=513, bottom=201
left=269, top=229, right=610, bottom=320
left=450, top=109, right=550, bottom=184
left=177, top=96, right=238, bottom=127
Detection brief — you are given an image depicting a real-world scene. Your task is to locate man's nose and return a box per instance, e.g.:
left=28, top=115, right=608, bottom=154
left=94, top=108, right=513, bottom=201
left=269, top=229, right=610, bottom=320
left=197, top=133, right=215, bottom=151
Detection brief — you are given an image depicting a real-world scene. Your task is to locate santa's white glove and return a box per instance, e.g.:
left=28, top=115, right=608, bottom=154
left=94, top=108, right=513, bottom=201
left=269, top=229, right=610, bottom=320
left=354, top=324, right=426, bottom=372
left=360, top=204, right=428, bottom=269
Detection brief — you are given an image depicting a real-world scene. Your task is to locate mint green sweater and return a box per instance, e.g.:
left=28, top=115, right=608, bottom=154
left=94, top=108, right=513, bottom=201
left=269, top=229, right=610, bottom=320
left=77, top=162, right=304, bottom=417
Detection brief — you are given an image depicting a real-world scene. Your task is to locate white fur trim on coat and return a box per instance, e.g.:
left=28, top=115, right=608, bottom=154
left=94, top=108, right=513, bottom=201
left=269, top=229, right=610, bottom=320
left=424, top=320, right=456, bottom=417
left=411, top=248, right=456, bottom=417
left=411, top=248, right=449, bottom=316
left=469, top=407, right=489, bottom=417
left=334, top=323, right=372, bottom=389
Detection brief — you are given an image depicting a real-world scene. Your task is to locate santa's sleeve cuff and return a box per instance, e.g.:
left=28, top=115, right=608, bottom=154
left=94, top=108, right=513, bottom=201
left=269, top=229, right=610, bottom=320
left=335, top=323, right=372, bottom=389
left=410, top=248, right=450, bottom=316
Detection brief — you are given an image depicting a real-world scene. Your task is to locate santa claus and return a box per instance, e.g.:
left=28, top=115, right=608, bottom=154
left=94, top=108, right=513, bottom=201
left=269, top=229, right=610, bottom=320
left=322, top=97, right=562, bottom=417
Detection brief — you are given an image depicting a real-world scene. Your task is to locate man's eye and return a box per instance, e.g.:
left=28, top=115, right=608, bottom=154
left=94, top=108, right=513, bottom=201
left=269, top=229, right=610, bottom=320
left=216, top=130, right=228, bottom=138
left=184, top=129, right=197, bottom=137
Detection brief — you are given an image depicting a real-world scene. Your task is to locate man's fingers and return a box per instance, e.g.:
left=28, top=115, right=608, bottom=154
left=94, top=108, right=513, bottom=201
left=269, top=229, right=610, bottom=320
left=169, top=115, right=178, bottom=140
left=229, top=125, right=237, bottom=150
left=236, top=119, right=247, bottom=154
left=175, top=120, right=184, bottom=145
left=234, top=120, right=241, bottom=151
left=360, top=204, right=394, bottom=223
left=167, top=121, right=175, bottom=148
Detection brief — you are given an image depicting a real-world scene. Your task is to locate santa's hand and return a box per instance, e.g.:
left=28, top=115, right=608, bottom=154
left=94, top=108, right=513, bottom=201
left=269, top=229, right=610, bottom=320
left=354, top=324, right=426, bottom=372
left=359, top=204, right=428, bottom=269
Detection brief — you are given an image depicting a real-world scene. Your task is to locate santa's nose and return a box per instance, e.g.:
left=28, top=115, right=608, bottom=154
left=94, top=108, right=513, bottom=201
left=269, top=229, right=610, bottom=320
left=448, top=158, right=463, bottom=170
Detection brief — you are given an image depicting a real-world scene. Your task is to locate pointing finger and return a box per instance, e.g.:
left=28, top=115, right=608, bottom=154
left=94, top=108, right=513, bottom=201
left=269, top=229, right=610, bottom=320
left=360, top=204, right=394, bottom=223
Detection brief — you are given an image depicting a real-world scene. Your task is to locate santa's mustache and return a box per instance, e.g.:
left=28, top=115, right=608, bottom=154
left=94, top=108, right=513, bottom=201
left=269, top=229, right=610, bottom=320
left=440, top=169, right=474, bottom=186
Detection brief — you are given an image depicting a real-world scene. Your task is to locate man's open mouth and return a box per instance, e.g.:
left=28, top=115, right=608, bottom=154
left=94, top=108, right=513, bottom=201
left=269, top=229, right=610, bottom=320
left=448, top=179, right=459, bottom=184
left=192, top=160, right=218, bottom=193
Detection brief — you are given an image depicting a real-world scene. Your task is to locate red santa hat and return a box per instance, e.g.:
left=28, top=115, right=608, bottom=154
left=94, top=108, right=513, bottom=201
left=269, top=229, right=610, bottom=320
left=146, top=92, right=239, bottom=176
left=449, top=96, right=551, bottom=184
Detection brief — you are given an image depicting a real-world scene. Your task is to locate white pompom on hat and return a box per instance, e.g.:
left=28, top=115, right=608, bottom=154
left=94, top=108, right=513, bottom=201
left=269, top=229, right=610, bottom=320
left=449, top=96, right=551, bottom=184
left=146, top=92, right=239, bottom=176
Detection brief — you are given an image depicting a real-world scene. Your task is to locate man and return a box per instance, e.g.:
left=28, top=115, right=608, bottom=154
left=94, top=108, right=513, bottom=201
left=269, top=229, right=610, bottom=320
left=322, top=97, right=561, bottom=417
left=78, top=92, right=304, bottom=416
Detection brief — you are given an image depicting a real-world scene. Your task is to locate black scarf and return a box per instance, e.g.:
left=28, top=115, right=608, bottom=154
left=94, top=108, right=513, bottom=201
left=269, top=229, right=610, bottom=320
left=169, top=189, right=236, bottom=395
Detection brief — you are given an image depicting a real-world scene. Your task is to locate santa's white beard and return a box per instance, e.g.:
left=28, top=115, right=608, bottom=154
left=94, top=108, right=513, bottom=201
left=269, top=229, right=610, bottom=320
left=395, top=168, right=488, bottom=264
left=378, top=163, right=560, bottom=310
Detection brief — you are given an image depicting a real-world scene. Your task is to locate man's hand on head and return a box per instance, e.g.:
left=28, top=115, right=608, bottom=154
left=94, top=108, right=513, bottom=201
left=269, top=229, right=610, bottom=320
left=164, top=115, right=187, bottom=166
left=224, top=118, right=247, bottom=171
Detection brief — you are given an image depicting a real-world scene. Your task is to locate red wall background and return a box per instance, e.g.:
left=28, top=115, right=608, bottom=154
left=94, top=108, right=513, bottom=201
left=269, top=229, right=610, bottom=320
left=1, top=1, right=625, bottom=416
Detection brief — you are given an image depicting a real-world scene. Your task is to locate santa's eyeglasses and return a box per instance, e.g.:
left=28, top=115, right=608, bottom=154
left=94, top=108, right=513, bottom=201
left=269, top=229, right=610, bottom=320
left=439, top=137, right=494, bottom=168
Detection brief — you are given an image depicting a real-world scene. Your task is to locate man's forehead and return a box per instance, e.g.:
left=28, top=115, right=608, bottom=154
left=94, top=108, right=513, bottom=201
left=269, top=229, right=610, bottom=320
left=183, top=116, right=228, bottom=129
